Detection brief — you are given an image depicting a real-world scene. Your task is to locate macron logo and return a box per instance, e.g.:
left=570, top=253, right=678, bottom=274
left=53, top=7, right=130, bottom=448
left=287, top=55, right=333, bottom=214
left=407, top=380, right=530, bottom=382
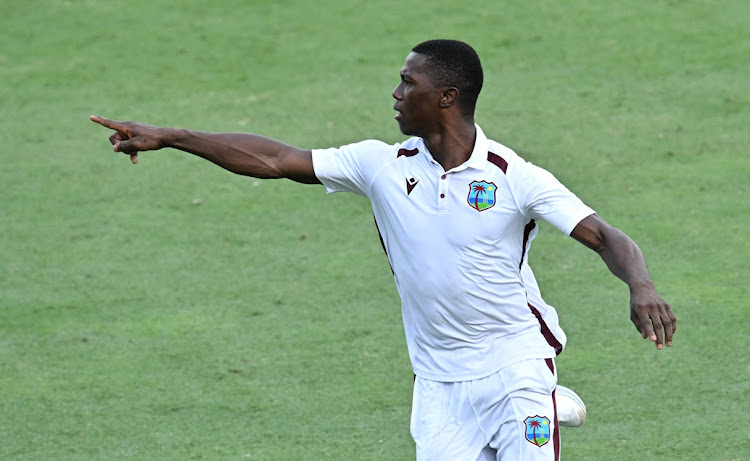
left=406, top=177, right=419, bottom=195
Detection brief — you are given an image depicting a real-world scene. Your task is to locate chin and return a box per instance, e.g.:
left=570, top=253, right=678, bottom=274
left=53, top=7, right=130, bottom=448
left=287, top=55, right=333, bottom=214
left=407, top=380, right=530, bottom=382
left=396, top=121, right=415, bottom=136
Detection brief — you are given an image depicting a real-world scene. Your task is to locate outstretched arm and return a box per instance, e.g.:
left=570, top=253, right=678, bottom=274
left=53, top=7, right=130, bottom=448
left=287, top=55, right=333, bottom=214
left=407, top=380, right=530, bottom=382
left=570, top=213, right=676, bottom=349
left=89, top=116, right=320, bottom=184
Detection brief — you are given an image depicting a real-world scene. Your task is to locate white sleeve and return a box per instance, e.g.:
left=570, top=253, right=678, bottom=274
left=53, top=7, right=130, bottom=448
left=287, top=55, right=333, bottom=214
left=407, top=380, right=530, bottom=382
left=311, top=139, right=392, bottom=197
left=510, top=160, right=595, bottom=235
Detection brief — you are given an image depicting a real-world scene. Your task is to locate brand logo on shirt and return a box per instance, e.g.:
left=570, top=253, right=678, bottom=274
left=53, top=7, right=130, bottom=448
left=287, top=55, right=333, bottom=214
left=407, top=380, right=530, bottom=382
left=467, top=180, right=497, bottom=211
left=406, top=177, right=419, bottom=195
left=524, top=415, right=551, bottom=447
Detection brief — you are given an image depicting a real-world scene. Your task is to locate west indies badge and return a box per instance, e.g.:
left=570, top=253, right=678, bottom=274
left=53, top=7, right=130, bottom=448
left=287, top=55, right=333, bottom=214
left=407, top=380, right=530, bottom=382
left=524, top=415, right=551, bottom=447
left=467, top=180, right=497, bottom=211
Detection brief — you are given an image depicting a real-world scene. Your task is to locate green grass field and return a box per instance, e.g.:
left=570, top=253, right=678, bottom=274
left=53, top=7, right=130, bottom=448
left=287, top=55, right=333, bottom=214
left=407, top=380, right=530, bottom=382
left=1, top=1, right=748, bottom=459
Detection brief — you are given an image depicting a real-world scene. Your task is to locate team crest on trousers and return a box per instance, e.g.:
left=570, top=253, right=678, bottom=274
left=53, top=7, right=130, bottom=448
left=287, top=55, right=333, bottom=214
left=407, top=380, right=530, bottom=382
left=467, top=180, right=497, bottom=211
left=524, top=415, right=551, bottom=447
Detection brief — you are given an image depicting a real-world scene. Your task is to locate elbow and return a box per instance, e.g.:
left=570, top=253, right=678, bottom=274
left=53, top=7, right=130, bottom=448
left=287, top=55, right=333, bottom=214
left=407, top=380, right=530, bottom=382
left=571, top=214, right=615, bottom=255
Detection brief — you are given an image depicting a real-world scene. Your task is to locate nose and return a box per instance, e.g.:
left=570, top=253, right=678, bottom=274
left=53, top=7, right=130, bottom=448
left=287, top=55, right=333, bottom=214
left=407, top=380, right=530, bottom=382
left=392, top=82, right=403, bottom=101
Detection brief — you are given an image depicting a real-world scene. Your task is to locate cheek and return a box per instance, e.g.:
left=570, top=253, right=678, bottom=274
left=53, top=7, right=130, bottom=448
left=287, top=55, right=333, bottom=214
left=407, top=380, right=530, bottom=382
left=412, top=94, right=431, bottom=113
left=403, top=89, right=417, bottom=106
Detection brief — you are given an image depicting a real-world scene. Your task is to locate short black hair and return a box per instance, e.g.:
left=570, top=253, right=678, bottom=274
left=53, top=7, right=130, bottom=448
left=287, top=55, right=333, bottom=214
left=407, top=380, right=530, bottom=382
left=412, top=39, right=483, bottom=117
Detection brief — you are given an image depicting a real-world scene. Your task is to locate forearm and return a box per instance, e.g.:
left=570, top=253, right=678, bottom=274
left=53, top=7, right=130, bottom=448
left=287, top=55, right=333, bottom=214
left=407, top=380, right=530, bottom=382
left=165, top=129, right=295, bottom=178
left=90, top=115, right=319, bottom=183
left=571, top=214, right=675, bottom=348
left=596, top=227, right=655, bottom=294
left=571, top=214, right=655, bottom=293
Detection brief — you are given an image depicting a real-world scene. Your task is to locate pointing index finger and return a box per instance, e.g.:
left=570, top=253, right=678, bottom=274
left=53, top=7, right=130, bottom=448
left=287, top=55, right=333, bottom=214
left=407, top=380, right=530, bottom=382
left=90, top=115, right=123, bottom=131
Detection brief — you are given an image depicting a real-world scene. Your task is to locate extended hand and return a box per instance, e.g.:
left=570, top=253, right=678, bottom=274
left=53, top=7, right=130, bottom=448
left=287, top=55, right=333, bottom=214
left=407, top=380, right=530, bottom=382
left=629, top=289, right=676, bottom=350
left=90, top=115, right=167, bottom=164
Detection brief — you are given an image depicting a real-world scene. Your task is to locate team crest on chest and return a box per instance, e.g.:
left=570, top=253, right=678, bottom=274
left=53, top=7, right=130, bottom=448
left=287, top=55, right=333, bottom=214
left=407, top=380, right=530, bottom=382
left=467, top=180, right=497, bottom=211
left=524, top=415, right=551, bottom=447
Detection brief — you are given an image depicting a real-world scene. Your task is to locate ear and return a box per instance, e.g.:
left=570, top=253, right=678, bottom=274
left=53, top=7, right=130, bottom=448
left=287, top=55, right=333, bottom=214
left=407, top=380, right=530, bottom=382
left=439, top=87, right=459, bottom=108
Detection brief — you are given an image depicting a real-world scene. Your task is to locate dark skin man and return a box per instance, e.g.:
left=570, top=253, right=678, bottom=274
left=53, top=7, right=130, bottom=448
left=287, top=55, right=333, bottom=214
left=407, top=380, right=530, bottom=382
left=91, top=50, right=675, bottom=349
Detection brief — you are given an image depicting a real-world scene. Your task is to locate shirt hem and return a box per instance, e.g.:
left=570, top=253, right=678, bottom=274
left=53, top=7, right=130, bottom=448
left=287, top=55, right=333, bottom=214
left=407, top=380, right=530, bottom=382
left=412, top=350, right=558, bottom=383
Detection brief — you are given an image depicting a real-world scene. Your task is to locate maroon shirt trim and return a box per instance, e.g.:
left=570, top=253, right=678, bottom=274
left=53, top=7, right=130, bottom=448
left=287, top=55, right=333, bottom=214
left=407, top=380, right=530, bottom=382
left=487, top=151, right=508, bottom=173
left=397, top=147, right=419, bottom=158
left=519, top=220, right=536, bottom=271
left=546, top=358, right=561, bottom=460
left=529, top=304, right=563, bottom=355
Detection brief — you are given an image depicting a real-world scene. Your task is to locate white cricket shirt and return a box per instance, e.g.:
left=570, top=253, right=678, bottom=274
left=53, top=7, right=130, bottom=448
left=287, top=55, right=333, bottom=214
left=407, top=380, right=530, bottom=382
left=312, top=125, right=595, bottom=381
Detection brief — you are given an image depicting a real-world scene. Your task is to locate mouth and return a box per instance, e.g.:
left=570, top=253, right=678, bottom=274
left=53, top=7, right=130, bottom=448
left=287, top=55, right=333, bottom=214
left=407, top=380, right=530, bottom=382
left=393, top=106, right=402, bottom=120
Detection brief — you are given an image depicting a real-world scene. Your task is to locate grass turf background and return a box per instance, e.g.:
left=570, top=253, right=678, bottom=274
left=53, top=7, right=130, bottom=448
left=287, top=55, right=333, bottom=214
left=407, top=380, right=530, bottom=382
left=1, top=0, right=748, bottom=459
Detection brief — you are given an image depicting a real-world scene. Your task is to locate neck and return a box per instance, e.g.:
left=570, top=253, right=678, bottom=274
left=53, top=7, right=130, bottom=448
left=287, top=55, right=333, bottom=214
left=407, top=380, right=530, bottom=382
left=422, top=119, right=476, bottom=171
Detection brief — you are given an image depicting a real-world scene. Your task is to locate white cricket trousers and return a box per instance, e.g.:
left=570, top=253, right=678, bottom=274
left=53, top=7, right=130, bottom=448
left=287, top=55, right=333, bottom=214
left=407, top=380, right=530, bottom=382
left=410, top=358, right=560, bottom=461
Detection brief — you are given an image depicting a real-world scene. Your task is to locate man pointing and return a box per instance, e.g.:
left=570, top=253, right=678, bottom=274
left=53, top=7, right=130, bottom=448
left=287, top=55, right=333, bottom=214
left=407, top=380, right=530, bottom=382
left=92, top=39, right=675, bottom=460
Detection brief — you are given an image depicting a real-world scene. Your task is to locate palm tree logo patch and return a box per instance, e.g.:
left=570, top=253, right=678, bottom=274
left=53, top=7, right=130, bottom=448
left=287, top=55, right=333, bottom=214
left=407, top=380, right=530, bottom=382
left=467, top=180, right=497, bottom=211
left=524, top=415, right=551, bottom=447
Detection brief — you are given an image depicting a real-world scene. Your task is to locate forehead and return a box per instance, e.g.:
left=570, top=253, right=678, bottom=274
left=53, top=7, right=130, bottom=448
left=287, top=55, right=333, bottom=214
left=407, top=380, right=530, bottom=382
left=400, top=52, right=429, bottom=76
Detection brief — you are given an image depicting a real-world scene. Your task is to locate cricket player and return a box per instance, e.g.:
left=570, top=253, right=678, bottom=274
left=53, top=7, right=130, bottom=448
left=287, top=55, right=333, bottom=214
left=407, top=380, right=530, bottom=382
left=91, top=39, right=675, bottom=460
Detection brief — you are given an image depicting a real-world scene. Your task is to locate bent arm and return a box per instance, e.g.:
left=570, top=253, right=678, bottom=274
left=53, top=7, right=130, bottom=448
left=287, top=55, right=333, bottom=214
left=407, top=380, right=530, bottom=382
left=570, top=214, right=676, bottom=349
left=570, top=214, right=653, bottom=290
left=90, top=116, right=319, bottom=184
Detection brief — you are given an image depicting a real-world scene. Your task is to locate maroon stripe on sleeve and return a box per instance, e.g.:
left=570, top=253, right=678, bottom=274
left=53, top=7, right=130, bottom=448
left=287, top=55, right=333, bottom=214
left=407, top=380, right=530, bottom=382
left=487, top=151, right=508, bottom=173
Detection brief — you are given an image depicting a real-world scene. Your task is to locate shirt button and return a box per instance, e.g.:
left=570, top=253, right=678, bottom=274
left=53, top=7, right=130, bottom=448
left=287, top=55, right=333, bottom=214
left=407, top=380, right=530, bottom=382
left=441, top=174, right=446, bottom=180
left=440, top=193, right=445, bottom=199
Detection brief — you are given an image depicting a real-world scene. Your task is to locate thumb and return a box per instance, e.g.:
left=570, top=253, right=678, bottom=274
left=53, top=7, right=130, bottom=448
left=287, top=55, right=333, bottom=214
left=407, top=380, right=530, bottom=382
left=114, top=140, right=139, bottom=164
left=113, top=137, right=137, bottom=153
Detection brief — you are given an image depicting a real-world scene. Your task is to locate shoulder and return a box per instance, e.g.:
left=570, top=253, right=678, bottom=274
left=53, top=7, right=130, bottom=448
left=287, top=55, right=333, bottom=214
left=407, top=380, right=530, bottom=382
left=485, top=139, right=553, bottom=179
left=312, top=138, right=410, bottom=184
left=331, top=137, right=427, bottom=164
left=483, top=139, right=567, bottom=203
left=347, top=136, right=422, bottom=157
left=322, top=138, right=404, bottom=158
left=313, top=139, right=394, bottom=166
left=348, top=139, right=394, bottom=151
left=485, top=138, right=522, bottom=174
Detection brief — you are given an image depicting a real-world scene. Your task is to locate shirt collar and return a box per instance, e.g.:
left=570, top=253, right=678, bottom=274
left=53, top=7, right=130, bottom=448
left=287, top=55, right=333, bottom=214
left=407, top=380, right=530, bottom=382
left=464, top=124, right=490, bottom=171
left=417, top=124, right=490, bottom=172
